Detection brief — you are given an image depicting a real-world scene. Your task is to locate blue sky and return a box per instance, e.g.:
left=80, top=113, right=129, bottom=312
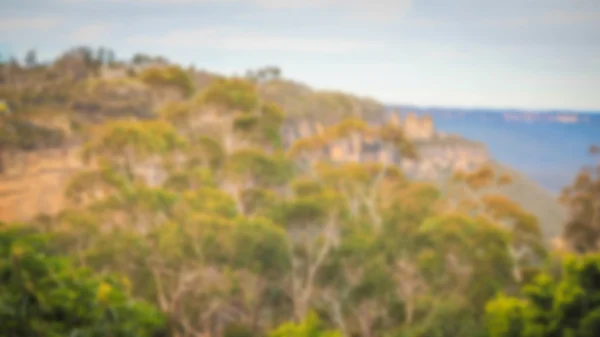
left=1, top=0, right=599, bottom=111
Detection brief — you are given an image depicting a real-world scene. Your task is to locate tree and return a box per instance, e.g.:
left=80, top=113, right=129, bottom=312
left=0, top=223, right=166, bottom=337
left=448, top=164, right=546, bottom=283
left=272, top=188, right=345, bottom=321
left=197, top=78, right=259, bottom=113
left=24, top=49, right=37, bottom=68
left=559, top=145, right=600, bottom=253
left=418, top=214, right=514, bottom=307
left=269, top=311, right=341, bottom=337
left=485, top=253, right=600, bottom=337
left=82, top=119, right=187, bottom=185
left=139, top=65, right=195, bottom=98
left=227, top=218, right=291, bottom=332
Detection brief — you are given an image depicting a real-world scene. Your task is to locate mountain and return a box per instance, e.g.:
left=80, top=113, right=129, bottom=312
left=0, top=53, right=567, bottom=240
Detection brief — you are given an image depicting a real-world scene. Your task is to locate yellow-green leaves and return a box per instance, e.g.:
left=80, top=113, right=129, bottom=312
left=486, top=254, right=600, bottom=337
left=139, top=65, right=195, bottom=97
left=325, top=117, right=371, bottom=140
left=226, top=148, right=293, bottom=187
left=158, top=100, right=192, bottom=124
left=85, top=120, right=187, bottom=163
left=0, top=227, right=166, bottom=337
left=197, top=78, right=259, bottom=113
left=179, top=187, right=238, bottom=219
left=485, top=294, right=529, bottom=337
left=231, top=217, right=290, bottom=276
left=453, top=164, right=497, bottom=190
left=96, top=282, right=113, bottom=304
left=261, top=101, right=285, bottom=126
left=0, top=100, right=10, bottom=115
left=269, top=311, right=342, bottom=337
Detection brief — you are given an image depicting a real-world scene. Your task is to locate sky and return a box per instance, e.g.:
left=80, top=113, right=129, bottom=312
left=1, top=0, right=600, bottom=111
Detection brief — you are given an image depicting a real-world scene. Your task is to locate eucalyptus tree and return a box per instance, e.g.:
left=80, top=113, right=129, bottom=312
left=271, top=182, right=346, bottom=321
left=448, top=164, right=546, bottom=283
left=0, top=223, right=166, bottom=337
left=81, top=119, right=187, bottom=186
left=559, top=145, right=600, bottom=253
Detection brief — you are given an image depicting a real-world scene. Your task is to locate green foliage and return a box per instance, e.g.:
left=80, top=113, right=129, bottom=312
left=157, top=100, right=192, bottom=123
left=227, top=148, right=293, bottom=187
left=187, top=135, right=226, bottom=170
left=163, top=167, right=216, bottom=191
left=0, top=224, right=166, bottom=337
left=0, top=100, right=9, bottom=114
left=83, top=120, right=187, bottom=180
left=139, top=65, right=195, bottom=97
left=87, top=120, right=186, bottom=158
left=269, top=312, right=342, bottom=337
left=560, top=147, right=600, bottom=253
left=181, top=187, right=239, bottom=219
left=392, top=297, right=486, bottom=337
left=198, top=78, right=260, bottom=112
left=485, top=295, right=528, bottom=337
left=231, top=218, right=290, bottom=276
left=485, top=253, right=600, bottom=337
left=224, top=323, right=259, bottom=337
left=3, top=49, right=577, bottom=337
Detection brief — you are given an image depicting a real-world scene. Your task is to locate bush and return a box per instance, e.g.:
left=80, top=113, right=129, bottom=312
left=0, top=224, right=167, bottom=337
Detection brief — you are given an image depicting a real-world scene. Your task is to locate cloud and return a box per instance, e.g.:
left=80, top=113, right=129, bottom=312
left=59, top=0, right=414, bottom=21
left=0, top=16, right=62, bottom=32
left=483, top=10, right=600, bottom=28
left=128, top=27, right=384, bottom=53
left=252, top=0, right=414, bottom=21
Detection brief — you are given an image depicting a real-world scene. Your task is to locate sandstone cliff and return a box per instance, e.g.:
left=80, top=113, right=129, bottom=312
left=0, top=111, right=565, bottom=239
left=0, top=147, right=83, bottom=222
left=281, top=112, right=566, bottom=239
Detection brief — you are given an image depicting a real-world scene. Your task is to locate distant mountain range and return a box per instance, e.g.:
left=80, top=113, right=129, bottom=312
left=388, top=105, right=600, bottom=125
left=387, top=105, right=600, bottom=194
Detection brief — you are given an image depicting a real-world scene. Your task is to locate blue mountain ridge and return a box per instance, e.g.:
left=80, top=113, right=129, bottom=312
left=387, top=105, right=600, bottom=194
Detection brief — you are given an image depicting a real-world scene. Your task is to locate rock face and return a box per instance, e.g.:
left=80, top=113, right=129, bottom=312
left=284, top=111, right=490, bottom=182
left=404, top=136, right=489, bottom=181
left=0, top=147, right=83, bottom=222
left=0, top=111, right=566, bottom=240
left=403, top=112, right=435, bottom=140
left=282, top=112, right=565, bottom=240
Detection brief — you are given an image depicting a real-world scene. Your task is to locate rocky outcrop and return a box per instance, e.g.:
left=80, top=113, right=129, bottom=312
left=284, top=112, right=490, bottom=182
left=0, top=111, right=565, bottom=240
left=403, top=112, right=435, bottom=140
left=404, top=135, right=489, bottom=181
left=0, top=147, right=83, bottom=222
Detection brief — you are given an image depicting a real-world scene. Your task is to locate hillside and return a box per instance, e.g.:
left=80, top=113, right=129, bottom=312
left=489, top=162, right=566, bottom=239
left=0, top=47, right=586, bottom=337
left=0, top=49, right=566, bottom=240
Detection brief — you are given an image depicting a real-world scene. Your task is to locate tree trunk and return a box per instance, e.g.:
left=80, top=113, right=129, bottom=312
left=250, top=279, right=265, bottom=333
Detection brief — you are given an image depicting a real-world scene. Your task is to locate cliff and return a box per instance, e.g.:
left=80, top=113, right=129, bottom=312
left=281, top=112, right=566, bottom=239
left=0, top=147, right=83, bottom=222
left=0, top=58, right=566, bottom=239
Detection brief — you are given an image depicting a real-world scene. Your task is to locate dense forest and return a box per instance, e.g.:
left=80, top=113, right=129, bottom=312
left=1, top=47, right=599, bottom=337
